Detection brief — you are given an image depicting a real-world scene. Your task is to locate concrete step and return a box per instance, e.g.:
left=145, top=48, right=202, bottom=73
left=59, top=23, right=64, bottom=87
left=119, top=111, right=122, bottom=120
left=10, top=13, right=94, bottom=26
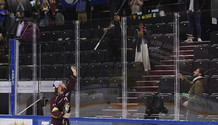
left=142, top=75, right=163, bottom=80
left=135, top=81, right=159, bottom=86
left=160, top=60, right=175, bottom=65
left=167, top=55, right=194, bottom=60
left=180, top=46, right=195, bottom=50
left=131, top=86, right=159, bottom=92
left=154, top=65, right=175, bottom=70
left=172, top=50, right=194, bottom=55
left=181, top=41, right=210, bottom=46
left=150, top=70, right=175, bottom=75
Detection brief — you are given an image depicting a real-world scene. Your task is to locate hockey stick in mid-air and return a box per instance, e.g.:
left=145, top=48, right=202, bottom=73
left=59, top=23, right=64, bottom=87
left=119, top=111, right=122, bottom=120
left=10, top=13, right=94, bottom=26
left=17, top=98, right=41, bottom=115
left=94, top=0, right=127, bottom=51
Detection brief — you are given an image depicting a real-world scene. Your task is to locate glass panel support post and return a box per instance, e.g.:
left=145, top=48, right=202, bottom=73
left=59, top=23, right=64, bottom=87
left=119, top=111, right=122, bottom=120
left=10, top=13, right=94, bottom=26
left=173, top=12, right=180, bottom=121
left=32, top=24, right=38, bottom=115
left=11, top=38, right=19, bottom=115
left=75, top=20, right=80, bottom=117
left=121, top=17, right=128, bottom=119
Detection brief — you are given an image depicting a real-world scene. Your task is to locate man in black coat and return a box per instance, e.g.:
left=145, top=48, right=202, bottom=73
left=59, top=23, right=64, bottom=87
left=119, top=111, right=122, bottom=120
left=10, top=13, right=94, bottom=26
left=184, top=0, right=206, bottom=43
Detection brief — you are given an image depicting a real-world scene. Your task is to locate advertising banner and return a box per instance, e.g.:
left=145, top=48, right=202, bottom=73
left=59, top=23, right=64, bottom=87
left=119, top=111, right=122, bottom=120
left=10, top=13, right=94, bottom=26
left=0, top=118, right=32, bottom=125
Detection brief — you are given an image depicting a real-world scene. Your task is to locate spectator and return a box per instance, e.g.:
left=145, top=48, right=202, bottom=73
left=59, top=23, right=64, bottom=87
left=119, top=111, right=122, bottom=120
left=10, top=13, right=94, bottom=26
left=40, top=0, right=50, bottom=26
left=0, top=33, right=6, bottom=60
left=16, top=16, right=25, bottom=38
left=20, top=18, right=40, bottom=53
left=21, top=18, right=40, bottom=42
left=104, top=14, right=121, bottom=62
left=133, top=22, right=151, bottom=72
left=130, top=0, right=144, bottom=15
left=0, top=3, right=6, bottom=33
left=76, top=0, right=90, bottom=23
left=178, top=68, right=207, bottom=120
left=49, top=0, right=56, bottom=25
left=32, top=0, right=42, bottom=25
left=5, top=12, right=16, bottom=38
left=184, top=0, right=206, bottom=43
left=16, top=0, right=25, bottom=18
left=55, top=2, right=65, bottom=25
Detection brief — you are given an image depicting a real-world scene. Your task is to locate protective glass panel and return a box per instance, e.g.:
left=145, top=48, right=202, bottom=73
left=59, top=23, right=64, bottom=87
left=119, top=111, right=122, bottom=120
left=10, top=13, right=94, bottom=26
left=16, top=22, right=76, bottom=117
left=178, top=9, right=218, bottom=121
left=9, top=1, right=218, bottom=123
left=126, top=7, right=175, bottom=120
left=0, top=37, right=10, bottom=115
left=78, top=17, right=123, bottom=118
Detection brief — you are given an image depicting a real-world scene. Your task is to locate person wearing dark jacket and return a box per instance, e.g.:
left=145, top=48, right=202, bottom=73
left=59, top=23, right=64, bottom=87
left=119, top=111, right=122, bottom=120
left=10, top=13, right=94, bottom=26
left=16, top=0, right=25, bottom=18
left=104, top=15, right=121, bottom=62
left=50, top=66, right=76, bottom=125
left=184, top=0, right=206, bottom=43
left=5, top=12, right=16, bottom=38
left=20, top=18, right=40, bottom=54
left=21, top=18, right=40, bottom=42
left=0, top=3, right=6, bottom=33
left=32, top=0, right=42, bottom=25
left=178, top=68, right=207, bottom=120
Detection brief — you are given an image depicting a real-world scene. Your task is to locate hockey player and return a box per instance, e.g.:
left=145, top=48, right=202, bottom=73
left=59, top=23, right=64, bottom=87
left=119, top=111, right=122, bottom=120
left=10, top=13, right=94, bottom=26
left=50, top=66, right=76, bottom=125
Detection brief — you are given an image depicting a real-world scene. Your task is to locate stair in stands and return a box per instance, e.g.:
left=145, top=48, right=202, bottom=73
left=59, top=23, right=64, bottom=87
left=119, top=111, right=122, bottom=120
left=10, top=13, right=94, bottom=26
left=149, top=70, right=175, bottom=75
left=131, top=86, right=159, bottom=92
left=154, top=65, right=175, bottom=70
left=180, top=46, right=195, bottom=50
left=172, top=50, right=194, bottom=55
left=167, top=55, right=194, bottom=60
left=181, top=41, right=210, bottom=46
left=160, top=60, right=175, bottom=65
left=135, top=81, right=159, bottom=86
left=142, top=75, right=163, bottom=80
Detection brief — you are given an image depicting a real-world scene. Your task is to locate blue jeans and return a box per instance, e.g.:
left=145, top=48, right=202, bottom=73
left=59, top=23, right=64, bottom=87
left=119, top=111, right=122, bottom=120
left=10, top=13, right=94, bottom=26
left=187, top=11, right=201, bottom=38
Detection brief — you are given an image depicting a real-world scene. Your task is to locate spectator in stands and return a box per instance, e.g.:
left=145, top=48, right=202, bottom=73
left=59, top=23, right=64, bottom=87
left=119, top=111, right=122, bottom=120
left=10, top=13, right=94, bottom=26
left=50, top=66, right=76, bottom=125
left=184, top=0, right=206, bottom=43
left=20, top=18, right=40, bottom=53
left=49, top=0, right=56, bottom=25
left=133, top=22, right=151, bottom=72
left=76, top=0, right=90, bottom=23
left=5, top=12, right=16, bottom=38
left=130, top=0, right=144, bottom=15
left=178, top=68, right=207, bottom=120
left=0, top=33, right=6, bottom=60
left=16, top=16, right=24, bottom=38
left=104, top=14, right=121, bottom=62
left=108, top=0, right=121, bottom=19
left=55, top=2, right=65, bottom=25
left=21, top=18, right=40, bottom=41
left=40, top=0, right=50, bottom=26
left=32, top=0, right=42, bottom=26
left=16, top=0, right=25, bottom=18
left=0, top=3, right=6, bottom=33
